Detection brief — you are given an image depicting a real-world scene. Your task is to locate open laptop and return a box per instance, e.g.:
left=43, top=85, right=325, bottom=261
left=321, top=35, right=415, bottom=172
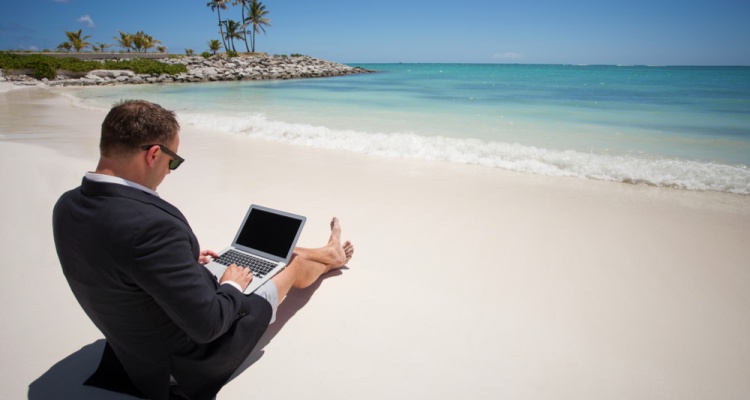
left=204, top=204, right=306, bottom=294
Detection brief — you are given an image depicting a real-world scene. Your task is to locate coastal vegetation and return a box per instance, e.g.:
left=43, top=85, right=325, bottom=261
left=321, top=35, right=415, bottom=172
left=112, top=31, right=162, bottom=53
left=207, top=39, right=223, bottom=55
left=207, top=0, right=271, bottom=54
left=54, top=29, right=166, bottom=54
left=59, top=30, right=91, bottom=52
left=223, top=19, right=244, bottom=53
left=247, top=0, right=271, bottom=53
left=206, top=0, right=230, bottom=51
left=0, top=52, right=186, bottom=80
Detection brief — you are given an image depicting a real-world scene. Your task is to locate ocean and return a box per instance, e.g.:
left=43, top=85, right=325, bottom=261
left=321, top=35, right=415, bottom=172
left=69, top=63, right=750, bottom=194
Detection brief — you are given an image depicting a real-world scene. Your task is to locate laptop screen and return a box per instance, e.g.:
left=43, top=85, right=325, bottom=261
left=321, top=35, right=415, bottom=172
left=235, top=206, right=304, bottom=259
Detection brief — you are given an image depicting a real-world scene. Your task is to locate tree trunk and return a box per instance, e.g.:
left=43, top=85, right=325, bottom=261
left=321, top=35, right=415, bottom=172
left=241, top=6, right=250, bottom=52
left=217, top=9, right=228, bottom=51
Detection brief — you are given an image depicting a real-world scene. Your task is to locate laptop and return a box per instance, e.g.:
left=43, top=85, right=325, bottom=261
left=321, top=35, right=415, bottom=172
left=204, top=204, right=306, bottom=294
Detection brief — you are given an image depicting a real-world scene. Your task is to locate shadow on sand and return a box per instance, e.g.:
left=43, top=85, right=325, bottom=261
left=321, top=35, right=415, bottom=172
left=229, top=269, right=344, bottom=381
left=28, top=270, right=343, bottom=399
left=28, top=339, right=136, bottom=400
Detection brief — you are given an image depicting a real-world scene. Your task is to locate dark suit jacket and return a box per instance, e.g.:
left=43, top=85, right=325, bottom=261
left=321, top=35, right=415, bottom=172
left=53, top=178, right=272, bottom=400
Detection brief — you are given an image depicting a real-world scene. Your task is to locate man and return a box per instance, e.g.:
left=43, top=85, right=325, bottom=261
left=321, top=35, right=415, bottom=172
left=53, top=100, right=354, bottom=400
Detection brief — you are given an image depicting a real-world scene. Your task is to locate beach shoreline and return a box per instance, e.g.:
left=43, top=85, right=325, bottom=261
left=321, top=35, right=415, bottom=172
left=40, top=63, right=750, bottom=196
left=2, top=84, right=750, bottom=399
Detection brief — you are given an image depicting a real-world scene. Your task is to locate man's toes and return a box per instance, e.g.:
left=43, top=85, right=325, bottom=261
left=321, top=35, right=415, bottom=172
left=343, top=241, right=354, bottom=260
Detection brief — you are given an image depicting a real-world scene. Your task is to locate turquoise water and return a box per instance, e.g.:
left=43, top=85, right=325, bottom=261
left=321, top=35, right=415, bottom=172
left=70, top=64, right=750, bottom=194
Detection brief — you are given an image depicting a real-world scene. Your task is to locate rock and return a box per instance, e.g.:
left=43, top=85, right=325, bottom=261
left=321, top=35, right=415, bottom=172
left=0, top=55, right=374, bottom=87
left=87, top=70, right=113, bottom=78
left=84, top=74, right=104, bottom=82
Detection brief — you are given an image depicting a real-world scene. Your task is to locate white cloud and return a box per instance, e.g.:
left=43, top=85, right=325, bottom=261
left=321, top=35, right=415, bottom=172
left=492, top=52, right=525, bottom=61
left=77, top=15, right=95, bottom=28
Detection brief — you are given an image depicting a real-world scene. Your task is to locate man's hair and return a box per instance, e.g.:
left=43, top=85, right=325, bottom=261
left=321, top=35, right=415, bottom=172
left=100, top=100, right=180, bottom=157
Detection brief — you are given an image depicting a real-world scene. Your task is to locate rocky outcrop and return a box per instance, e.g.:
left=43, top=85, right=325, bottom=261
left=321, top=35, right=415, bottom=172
left=0, top=55, right=374, bottom=87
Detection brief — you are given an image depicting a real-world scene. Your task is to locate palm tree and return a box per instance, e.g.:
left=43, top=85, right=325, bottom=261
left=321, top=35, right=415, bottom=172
left=233, top=0, right=251, bottom=52
left=93, top=42, right=113, bottom=53
left=131, top=31, right=161, bottom=53
left=207, top=0, right=230, bottom=53
left=223, top=20, right=243, bottom=53
left=207, top=39, right=223, bottom=55
left=65, top=29, right=92, bottom=52
left=57, top=42, right=72, bottom=52
left=246, top=0, right=271, bottom=53
left=113, top=31, right=134, bottom=52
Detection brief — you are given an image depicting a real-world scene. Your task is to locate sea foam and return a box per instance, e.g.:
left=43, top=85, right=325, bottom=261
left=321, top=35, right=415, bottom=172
left=180, top=112, right=750, bottom=195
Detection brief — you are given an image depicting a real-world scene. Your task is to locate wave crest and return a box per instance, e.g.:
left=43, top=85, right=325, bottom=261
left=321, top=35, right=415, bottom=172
left=180, top=112, right=750, bottom=195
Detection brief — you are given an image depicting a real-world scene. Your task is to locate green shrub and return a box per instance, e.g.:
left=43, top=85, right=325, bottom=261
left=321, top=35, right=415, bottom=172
left=0, top=53, right=186, bottom=79
left=201, top=51, right=211, bottom=59
left=227, top=50, right=238, bottom=58
left=0, top=52, right=37, bottom=69
left=102, top=58, right=187, bottom=75
left=33, top=60, right=57, bottom=80
left=58, top=57, right=101, bottom=72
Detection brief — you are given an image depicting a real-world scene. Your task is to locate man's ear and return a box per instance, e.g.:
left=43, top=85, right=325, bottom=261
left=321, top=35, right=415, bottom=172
left=143, top=145, right=160, bottom=167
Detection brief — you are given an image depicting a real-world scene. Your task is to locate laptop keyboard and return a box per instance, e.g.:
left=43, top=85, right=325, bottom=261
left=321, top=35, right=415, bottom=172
left=214, top=249, right=277, bottom=278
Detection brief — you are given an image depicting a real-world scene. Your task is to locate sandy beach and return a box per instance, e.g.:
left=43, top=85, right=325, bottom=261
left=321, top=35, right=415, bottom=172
left=2, top=82, right=750, bottom=399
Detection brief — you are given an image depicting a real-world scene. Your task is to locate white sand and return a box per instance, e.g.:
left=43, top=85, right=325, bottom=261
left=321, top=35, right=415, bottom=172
left=2, top=84, right=750, bottom=399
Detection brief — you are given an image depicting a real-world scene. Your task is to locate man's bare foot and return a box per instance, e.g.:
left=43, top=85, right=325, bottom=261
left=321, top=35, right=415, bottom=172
left=324, top=218, right=353, bottom=271
left=293, top=218, right=354, bottom=272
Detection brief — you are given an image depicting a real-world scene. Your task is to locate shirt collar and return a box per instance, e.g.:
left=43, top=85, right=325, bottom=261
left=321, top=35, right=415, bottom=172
left=84, top=172, right=159, bottom=197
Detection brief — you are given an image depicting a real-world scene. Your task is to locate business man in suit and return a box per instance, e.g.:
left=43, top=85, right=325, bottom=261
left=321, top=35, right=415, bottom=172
left=53, top=100, right=354, bottom=400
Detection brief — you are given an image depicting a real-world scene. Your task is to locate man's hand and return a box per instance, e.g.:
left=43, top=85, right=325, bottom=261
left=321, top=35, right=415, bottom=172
left=198, top=249, right=220, bottom=265
left=219, top=263, right=254, bottom=290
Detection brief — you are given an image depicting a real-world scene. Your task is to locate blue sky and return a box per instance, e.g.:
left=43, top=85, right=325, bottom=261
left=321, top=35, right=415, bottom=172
left=1, top=0, right=749, bottom=65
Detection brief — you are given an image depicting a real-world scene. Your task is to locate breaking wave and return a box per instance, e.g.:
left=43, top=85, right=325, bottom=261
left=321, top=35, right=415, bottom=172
left=181, top=112, right=750, bottom=194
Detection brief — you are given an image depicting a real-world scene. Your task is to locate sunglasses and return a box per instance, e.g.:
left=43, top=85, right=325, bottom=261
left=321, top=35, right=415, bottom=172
left=141, top=144, right=185, bottom=170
